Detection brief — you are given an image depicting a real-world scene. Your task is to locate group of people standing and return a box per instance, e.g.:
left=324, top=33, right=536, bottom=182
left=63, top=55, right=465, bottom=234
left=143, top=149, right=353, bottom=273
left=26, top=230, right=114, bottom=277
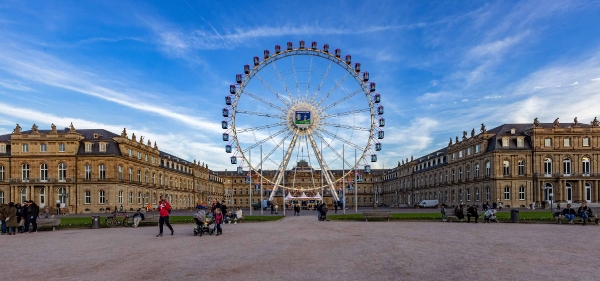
left=0, top=200, right=40, bottom=235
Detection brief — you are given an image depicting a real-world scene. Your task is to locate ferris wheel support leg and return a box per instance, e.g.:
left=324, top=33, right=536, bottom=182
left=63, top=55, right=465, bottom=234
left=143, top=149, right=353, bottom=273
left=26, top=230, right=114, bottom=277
left=268, top=132, right=300, bottom=201
left=306, top=130, right=340, bottom=202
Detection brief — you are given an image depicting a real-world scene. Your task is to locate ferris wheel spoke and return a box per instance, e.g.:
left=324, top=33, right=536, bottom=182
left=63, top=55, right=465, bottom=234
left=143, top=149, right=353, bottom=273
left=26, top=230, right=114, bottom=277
left=305, top=55, right=314, bottom=99
left=241, top=127, right=289, bottom=153
left=236, top=122, right=286, bottom=133
left=320, top=123, right=372, bottom=132
left=313, top=131, right=355, bottom=168
left=317, top=128, right=365, bottom=152
left=271, top=60, right=295, bottom=102
left=316, top=72, right=350, bottom=107
left=305, top=130, right=340, bottom=202
left=292, top=55, right=301, bottom=100
left=254, top=131, right=294, bottom=172
left=235, top=110, right=285, bottom=119
left=268, top=131, right=300, bottom=201
left=322, top=108, right=371, bottom=118
left=243, top=90, right=286, bottom=112
left=255, top=74, right=291, bottom=107
left=311, top=60, right=333, bottom=103
left=321, top=88, right=364, bottom=111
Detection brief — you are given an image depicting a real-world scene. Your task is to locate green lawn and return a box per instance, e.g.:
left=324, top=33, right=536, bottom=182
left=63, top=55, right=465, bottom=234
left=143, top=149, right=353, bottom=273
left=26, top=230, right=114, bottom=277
left=327, top=211, right=555, bottom=221
left=44, top=215, right=285, bottom=229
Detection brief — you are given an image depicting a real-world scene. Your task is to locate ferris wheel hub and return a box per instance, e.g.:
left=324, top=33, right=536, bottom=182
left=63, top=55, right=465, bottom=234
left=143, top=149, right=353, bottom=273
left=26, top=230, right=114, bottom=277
left=287, top=102, right=321, bottom=132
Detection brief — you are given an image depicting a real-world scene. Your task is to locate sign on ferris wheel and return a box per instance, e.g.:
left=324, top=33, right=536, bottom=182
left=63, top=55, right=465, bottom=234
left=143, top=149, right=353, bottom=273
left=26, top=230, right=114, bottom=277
left=221, top=40, right=385, bottom=202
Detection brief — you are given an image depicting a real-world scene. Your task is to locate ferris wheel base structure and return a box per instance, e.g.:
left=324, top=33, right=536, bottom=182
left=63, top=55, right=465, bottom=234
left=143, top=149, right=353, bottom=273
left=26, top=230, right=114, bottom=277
left=221, top=40, right=385, bottom=203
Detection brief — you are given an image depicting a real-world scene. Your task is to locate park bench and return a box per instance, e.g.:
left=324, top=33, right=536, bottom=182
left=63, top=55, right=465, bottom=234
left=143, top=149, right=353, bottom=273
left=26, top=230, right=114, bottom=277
left=139, top=215, right=160, bottom=226
left=37, top=217, right=61, bottom=231
left=363, top=211, right=391, bottom=222
left=554, top=213, right=600, bottom=225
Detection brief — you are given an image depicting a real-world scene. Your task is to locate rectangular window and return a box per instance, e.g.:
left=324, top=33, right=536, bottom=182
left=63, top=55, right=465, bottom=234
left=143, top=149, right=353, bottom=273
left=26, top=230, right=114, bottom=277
left=517, top=138, right=524, bottom=148
left=59, top=143, right=65, bottom=152
left=452, top=153, right=456, bottom=160
left=99, top=164, right=106, bottom=180
left=475, top=145, right=480, bottom=153
left=564, top=138, right=571, bottom=147
left=466, top=147, right=471, bottom=156
left=503, top=161, right=510, bottom=176
left=99, top=190, right=105, bottom=204
left=145, top=154, right=148, bottom=161
left=118, top=191, right=123, bottom=204
left=0, top=166, right=4, bottom=181
left=128, top=149, right=132, bottom=157
left=504, top=187, right=510, bottom=200
left=583, top=137, right=590, bottom=147
left=459, top=151, right=463, bottom=158
left=519, top=186, right=525, bottom=200
left=544, top=138, right=552, bottom=147
left=22, top=144, right=28, bottom=152
left=85, top=143, right=92, bottom=152
left=518, top=161, right=525, bottom=176
left=99, top=143, right=107, bottom=152
left=128, top=168, right=133, bottom=181
left=118, top=166, right=123, bottom=181
left=85, top=165, right=91, bottom=180
left=151, top=156, right=155, bottom=163
left=129, top=192, right=133, bottom=204
left=137, top=152, right=141, bottom=159
left=0, top=144, right=5, bottom=153
left=40, top=143, right=47, bottom=152
left=137, top=192, right=142, bottom=204
left=85, top=190, right=91, bottom=204
left=502, top=138, right=509, bottom=147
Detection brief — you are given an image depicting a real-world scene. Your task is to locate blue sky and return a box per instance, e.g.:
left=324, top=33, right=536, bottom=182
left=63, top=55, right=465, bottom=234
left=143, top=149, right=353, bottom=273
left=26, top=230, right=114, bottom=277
left=0, top=0, right=599, bottom=171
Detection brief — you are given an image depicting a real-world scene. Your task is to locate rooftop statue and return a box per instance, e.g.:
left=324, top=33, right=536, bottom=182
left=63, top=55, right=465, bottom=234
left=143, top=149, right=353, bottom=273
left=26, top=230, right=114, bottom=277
left=553, top=118, right=560, bottom=128
left=533, top=118, right=540, bottom=127
left=13, top=123, right=21, bottom=134
left=121, top=128, right=127, bottom=137
left=51, top=123, right=57, bottom=134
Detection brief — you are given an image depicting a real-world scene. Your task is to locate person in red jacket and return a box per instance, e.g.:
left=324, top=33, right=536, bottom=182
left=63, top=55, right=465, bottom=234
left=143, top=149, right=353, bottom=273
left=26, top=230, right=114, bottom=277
left=156, top=196, right=173, bottom=237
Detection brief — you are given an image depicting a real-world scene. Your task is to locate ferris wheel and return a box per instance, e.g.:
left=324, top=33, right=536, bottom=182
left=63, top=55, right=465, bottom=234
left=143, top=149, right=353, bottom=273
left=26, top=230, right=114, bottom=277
left=222, top=41, right=384, bottom=202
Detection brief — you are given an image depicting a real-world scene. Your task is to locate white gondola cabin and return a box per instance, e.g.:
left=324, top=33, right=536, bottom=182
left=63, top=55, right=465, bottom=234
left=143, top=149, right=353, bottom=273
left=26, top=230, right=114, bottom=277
left=222, top=108, right=230, bottom=117
left=225, top=96, right=232, bottom=105
left=221, top=121, right=228, bottom=129
left=365, top=165, right=371, bottom=173
left=335, top=48, right=341, bottom=58
left=379, top=117, right=385, bottom=127
left=311, top=41, right=317, bottom=49
left=222, top=133, right=229, bottom=141
left=375, top=143, right=382, bottom=151
left=253, top=56, right=259, bottom=66
left=230, top=156, right=237, bottom=164
left=378, top=130, right=384, bottom=139
left=371, top=154, right=378, bottom=162
left=374, top=93, right=381, bottom=103
left=230, top=85, right=236, bottom=94
left=287, top=42, right=293, bottom=51
left=244, top=64, right=250, bottom=74
left=323, top=44, right=329, bottom=53
left=377, top=105, right=384, bottom=115
left=299, top=40, right=305, bottom=49
left=264, top=50, right=270, bottom=59
left=363, top=72, right=369, bottom=82
left=236, top=74, right=242, bottom=84
left=370, top=82, right=376, bottom=92
left=345, top=54, right=351, bottom=65
left=225, top=145, right=232, bottom=153
left=275, top=45, right=281, bottom=54
left=354, top=62, right=361, bottom=73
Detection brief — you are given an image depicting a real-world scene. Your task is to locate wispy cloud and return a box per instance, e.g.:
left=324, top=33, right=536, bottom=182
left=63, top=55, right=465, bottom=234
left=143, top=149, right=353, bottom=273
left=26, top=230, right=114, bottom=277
left=0, top=79, right=32, bottom=91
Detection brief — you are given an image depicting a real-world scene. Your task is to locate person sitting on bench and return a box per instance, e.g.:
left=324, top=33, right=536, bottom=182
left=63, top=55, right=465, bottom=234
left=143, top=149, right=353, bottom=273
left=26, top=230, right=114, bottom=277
left=454, top=204, right=464, bottom=222
left=578, top=202, right=592, bottom=226
left=466, top=205, right=479, bottom=223
left=562, top=204, right=577, bottom=224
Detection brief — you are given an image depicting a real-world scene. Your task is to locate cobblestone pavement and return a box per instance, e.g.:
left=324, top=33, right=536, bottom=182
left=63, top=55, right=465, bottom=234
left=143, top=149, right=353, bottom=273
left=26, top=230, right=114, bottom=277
left=3, top=215, right=599, bottom=281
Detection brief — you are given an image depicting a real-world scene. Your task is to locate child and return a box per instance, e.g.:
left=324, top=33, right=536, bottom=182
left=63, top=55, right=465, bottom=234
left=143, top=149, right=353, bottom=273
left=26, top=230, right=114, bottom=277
left=215, top=208, right=223, bottom=236
left=44, top=206, right=50, bottom=218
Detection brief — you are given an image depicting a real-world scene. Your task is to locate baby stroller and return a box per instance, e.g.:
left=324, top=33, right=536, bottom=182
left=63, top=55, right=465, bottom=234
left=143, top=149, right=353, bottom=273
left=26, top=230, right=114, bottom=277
left=193, top=211, right=214, bottom=236
left=484, top=209, right=499, bottom=223
left=319, top=204, right=329, bottom=221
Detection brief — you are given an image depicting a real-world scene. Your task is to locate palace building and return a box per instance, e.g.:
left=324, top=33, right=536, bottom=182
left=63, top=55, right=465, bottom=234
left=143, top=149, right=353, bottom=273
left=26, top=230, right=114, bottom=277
left=380, top=117, right=600, bottom=208
left=0, top=123, right=224, bottom=214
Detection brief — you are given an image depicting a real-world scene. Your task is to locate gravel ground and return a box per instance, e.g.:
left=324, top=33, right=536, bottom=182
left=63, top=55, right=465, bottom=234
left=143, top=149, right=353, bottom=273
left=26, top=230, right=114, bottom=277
left=2, top=215, right=599, bottom=281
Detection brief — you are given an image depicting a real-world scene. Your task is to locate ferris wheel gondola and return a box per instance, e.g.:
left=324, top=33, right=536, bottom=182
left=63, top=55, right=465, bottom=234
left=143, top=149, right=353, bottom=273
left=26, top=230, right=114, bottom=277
left=221, top=41, right=385, bottom=201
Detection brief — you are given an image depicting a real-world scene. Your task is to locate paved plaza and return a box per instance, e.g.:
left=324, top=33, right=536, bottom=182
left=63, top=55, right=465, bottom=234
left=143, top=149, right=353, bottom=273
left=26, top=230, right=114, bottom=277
left=3, top=214, right=600, bottom=281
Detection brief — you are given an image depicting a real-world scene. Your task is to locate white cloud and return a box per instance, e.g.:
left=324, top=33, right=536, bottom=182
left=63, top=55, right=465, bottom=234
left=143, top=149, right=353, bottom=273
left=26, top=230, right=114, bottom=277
left=591, top=77, right=600, bottom=81
left=468, top=33, right=528, bottom=58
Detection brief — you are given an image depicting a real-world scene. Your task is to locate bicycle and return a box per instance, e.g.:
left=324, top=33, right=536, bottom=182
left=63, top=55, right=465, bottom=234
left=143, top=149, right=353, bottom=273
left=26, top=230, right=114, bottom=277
left=105, top=211, right=131, bottom=228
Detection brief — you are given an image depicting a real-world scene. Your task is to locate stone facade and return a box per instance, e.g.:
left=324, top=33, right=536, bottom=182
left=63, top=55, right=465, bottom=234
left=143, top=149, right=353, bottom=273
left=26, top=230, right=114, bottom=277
left=380, top=118, right=600, bottom=208
left=0, top=124, right=224, bottom=214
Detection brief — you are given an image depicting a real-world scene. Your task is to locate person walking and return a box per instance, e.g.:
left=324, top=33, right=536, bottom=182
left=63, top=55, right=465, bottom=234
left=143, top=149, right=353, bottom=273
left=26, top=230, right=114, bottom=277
left=210, top=199, right=221, bottom=214
left=220, top=200, right=229, bottom=223
left=28, top=200, right=39, bottom=233
left=5, top=203, right=18, bottom=235
left=294, top=203, right=300, bottom=216
left=0, top=204, right=7, bottom=235
left=214, top=208, right=223, bottom=236
left=275, top=203, right=279, bottom=214
left=334, top=201, right=338, bottom=214
left=156, top=196, right=173, bottom=237
left=441, top=204, right=447, bottom=222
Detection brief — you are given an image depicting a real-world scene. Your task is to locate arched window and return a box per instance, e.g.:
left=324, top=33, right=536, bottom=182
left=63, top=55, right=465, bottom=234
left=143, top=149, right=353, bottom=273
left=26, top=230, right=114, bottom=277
left=459, top=167, right=463, bottom=181
left=118, top=165, right=123, bottom=181
left=582, top=157, right=591, bottom=176
left=451, top=169, right=455, bottom=182
left=152, top=173, right=156, bottom=184
left=518, top=160, right=525, bottom=176
left=563, top=158, right=572, bottom=176
left=159, top=174, right=163, bottom=185
left=58, top=187, right=66, bottom=204
left=99, top=190, right=106, bottom=204
left=137, top=170, right=141, bottom=183
left=565, top=183, right=572, bottom=203
left=543, top=183, right=553, bottom=201
left=22, top=163, right=30, bottom=181
left=485, top=162, right=491, bottom=177
left=466, top=165, right=471, bottom=180
left=40, top=163, right=48, bottom=181
left=58, top=163, right=67, bottom=181
left=544, top=158, right=552, bottom=176
left=475, top=163, right=480, bottom=178
left=145, top=171, right=149, bottom=184
left=39, top=187, right=45, bottom=206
